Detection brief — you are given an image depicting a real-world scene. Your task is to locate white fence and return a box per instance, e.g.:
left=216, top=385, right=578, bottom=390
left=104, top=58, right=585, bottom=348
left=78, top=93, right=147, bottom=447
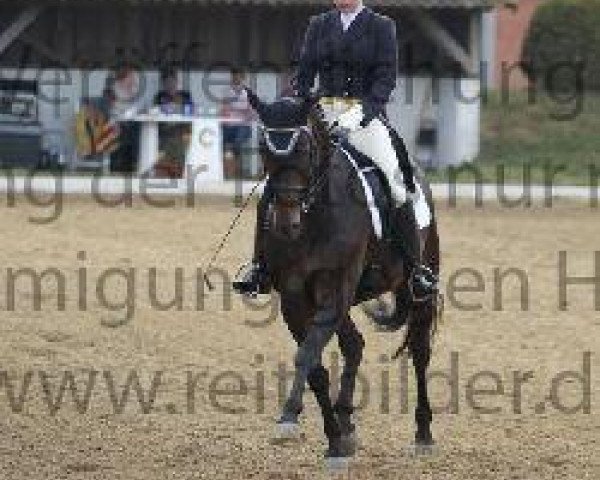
left=1, top=68, right=481, bottom=169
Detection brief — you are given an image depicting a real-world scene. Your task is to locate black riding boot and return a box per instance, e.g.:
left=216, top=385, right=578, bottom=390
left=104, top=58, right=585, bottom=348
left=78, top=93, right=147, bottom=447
left=392, top=201, right=438, bottom=301
left=383, top=117, right=417, bottom=196
left=383, top=120, right=437, bottom=300
left=232, top=183, right=273, bottom=296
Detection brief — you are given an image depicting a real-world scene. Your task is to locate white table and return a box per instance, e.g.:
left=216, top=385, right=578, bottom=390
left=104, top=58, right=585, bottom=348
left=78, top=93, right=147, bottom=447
left=117, top=114, right=257, bottom=181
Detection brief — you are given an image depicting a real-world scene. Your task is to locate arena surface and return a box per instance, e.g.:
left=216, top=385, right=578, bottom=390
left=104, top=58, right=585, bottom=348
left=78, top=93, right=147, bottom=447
left=0, top=196, right=598, bottom=479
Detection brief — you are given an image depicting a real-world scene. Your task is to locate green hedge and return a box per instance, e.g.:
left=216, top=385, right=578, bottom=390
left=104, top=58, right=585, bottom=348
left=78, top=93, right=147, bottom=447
left=522, top=0, right=600, bottom=92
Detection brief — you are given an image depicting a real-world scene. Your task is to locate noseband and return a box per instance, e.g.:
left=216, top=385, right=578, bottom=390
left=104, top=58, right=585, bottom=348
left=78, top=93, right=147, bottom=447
left=262, top=126, right=307, bottom=157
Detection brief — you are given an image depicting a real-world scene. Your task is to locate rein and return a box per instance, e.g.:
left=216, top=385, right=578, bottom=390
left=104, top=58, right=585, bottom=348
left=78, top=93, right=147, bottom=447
left=300, top=165, right=328, bottom=213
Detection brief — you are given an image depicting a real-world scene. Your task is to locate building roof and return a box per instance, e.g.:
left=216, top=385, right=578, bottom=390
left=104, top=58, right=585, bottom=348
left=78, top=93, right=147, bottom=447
left=206, top=0, right=505, bottom=5
left=8, top=0, right=510, bottom=7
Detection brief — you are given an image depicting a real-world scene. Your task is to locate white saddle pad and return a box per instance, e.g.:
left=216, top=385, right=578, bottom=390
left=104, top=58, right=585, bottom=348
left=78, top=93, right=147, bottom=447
left=412, top=181, right=432, bottom=230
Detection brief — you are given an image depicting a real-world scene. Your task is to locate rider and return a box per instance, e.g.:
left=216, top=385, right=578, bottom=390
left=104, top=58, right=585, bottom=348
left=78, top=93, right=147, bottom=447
left=233, top=0, right=437, bottom=297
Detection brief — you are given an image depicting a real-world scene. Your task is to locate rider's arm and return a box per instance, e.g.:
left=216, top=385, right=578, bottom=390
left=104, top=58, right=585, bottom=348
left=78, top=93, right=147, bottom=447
left=366, top=17, right=398, bottom=112
left=293, top=15, right=320, bottom=97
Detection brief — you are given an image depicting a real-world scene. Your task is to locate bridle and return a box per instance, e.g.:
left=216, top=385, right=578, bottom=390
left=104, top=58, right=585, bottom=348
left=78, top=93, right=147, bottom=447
left=261, top=122, right=329, bottom=214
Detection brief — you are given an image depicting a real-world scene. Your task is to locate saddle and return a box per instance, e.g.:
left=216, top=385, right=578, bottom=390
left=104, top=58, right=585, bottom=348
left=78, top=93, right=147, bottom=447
left=336, top=136, right=423, bottom=304
left=338, top=139, right=393, bottom=238
left=337, top=135, right=417, bottom=244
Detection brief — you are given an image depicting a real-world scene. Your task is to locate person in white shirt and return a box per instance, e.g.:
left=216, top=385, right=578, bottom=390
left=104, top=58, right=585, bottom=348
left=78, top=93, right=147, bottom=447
left=338, top=0, right=364, bottom=30
left=220, top=69, right=256, bottom=177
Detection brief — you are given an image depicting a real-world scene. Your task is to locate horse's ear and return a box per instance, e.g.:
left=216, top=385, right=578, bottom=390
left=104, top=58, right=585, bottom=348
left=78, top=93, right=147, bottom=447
left=298, top=93, right=318, bottom=122
left=301, top=92, right=319, bottom=108
left=245, top=87, right=266, bottom=118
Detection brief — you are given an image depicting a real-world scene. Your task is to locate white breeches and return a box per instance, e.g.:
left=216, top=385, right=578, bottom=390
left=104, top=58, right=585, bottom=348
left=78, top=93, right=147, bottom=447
left=320, top=101, right=408, bottom=205
left=347, top=118, right=407, bottom=205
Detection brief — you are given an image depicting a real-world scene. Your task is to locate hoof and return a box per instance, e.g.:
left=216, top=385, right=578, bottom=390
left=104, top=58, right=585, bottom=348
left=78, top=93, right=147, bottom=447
left=411, top=443, right=438, bottom=457
left=325, top=455, right=350, bottom=473
left=339, top=431, right=357, bottom=457
left=272, top=421, right=300, bottom=443
left=408, top=439, right=437, bottom=457
left=371, top=309, right=408, bottom=332
left=415, top=430, right=435, bottom=446
left=324, top=434, right=354, bottom=471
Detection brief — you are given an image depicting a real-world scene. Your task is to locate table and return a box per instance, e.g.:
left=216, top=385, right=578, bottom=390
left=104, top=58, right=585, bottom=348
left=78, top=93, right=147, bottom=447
left=117, top=113, right=257, bottom=180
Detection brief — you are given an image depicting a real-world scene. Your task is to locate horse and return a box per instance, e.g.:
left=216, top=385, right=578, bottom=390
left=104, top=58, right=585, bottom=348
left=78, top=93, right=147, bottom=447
left=245, top=92, right=441, bottom=464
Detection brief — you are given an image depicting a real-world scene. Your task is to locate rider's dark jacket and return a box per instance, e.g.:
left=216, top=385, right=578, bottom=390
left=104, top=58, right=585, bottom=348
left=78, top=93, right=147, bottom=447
left=293, top=7, right=398, bottom=113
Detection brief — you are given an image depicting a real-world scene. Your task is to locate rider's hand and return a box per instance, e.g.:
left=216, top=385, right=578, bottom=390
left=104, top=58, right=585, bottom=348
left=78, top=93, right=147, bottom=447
left=336, top=104, right=364, bottom=132
left=360, top=101, right=382, bottom=128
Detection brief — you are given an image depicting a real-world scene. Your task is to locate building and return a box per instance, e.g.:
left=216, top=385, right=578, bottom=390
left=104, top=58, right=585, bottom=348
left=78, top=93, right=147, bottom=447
left=484, top=0, right=541, bottom=90
left=0, top=0, right=505, bottom=173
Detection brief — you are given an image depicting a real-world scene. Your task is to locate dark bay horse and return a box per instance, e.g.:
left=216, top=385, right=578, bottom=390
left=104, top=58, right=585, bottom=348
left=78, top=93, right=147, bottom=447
left=246, top=92, right=441, bottom=463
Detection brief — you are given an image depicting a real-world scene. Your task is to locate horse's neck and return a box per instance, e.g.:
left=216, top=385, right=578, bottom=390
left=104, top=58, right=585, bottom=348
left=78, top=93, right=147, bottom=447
left=306, top=149, right=361, bottom=232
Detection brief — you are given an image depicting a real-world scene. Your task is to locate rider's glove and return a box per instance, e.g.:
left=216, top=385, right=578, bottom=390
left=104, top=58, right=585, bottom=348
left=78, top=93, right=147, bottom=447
left=336, top=104, right=364, bottom=132
left=359, top=101, right=383, bottom=128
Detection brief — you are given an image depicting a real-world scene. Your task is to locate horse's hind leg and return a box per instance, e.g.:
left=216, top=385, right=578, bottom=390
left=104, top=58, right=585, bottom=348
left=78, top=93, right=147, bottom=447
left=409, top=207, right=439, bottom=449
left=335, top=315, right=364, bottom=445
left=409, top=300, right=435, bottom=448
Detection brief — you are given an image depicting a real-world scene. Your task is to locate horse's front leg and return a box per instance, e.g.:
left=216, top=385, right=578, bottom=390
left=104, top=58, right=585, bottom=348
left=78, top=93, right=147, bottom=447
left=281, top=305, right=339, bottom=430
left=335, top=316, right=364, bottom=443
left=280, top=272, right=348, bottom=458
left=277, top=297, right=338, bottom=445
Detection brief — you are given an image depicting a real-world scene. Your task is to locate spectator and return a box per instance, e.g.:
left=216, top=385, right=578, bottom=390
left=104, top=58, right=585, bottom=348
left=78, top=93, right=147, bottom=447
left=109, top=67, right=143, bottom=172
left=152, top=69, right=193, bottom=178
left=74, top=94, right=119, bottom=161
left=220, top=69, right=256, bottom=178
left=111, top=67, right=145, bottom=117
left=154, top=69, right=193, bottom=112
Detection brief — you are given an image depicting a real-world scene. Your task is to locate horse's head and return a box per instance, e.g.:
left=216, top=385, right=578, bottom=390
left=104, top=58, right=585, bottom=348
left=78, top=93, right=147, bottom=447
left=248, top=89, right=329, bottom=241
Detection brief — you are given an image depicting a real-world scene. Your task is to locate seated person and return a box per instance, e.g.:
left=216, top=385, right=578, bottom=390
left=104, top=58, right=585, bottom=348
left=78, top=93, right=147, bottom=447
left=153, top=69, right=193, bottom=178
left=107, top=68, right=144, bottom=173
left=220, top=69, right=256, bottom=178
left=154, top=68, right=193, bottom=112
left=74, top=94, right=119, bottom=162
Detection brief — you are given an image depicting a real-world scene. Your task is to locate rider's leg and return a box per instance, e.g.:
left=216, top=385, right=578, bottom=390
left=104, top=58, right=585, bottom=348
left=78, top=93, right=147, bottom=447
left=232, top=181, right=273, bottom=295
left=347, top=118, right=409, bottom=205
left=381, top=117, right=417, bottom=196
left=394, top=199, right=420, bottom=269
left=252, top=186, right=269, bottom=265
left=346, top=118, right=437, bottom=297
left=394, top=195, right=438, bottom=299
